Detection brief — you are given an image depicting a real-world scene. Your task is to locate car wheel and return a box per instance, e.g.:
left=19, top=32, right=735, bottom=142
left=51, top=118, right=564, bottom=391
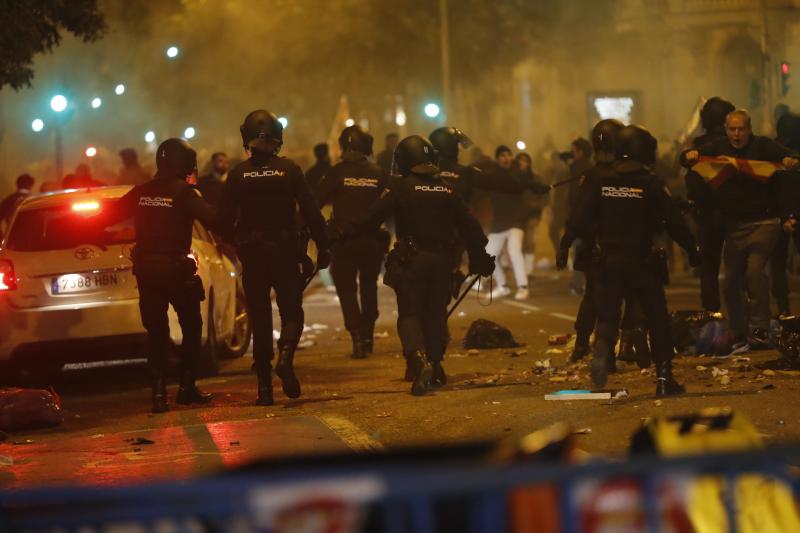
left=221, top=291, right=251, bottom=358
left=198, top=296, right=219, bottom=377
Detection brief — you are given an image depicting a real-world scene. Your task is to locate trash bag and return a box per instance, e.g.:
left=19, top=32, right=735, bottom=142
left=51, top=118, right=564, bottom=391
left=0, top=388, right=63, bottom=432
left=671, top=310, right=723, bottom=353
left=696, top=319, right=736, bottom=356
left=777, top=315, right=800, bottom=364
left=463, top=319, right=523, bottom=349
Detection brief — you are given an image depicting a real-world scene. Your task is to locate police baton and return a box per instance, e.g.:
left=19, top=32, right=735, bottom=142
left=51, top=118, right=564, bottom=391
left=447, top=274, right=482, bottom=318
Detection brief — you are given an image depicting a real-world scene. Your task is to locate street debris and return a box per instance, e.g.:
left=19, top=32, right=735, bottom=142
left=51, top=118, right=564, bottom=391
left=545, top=348, right=564, bottom=355
left=125, top=437, right=155, bottom=446
left=548, top=334, right=571, bottom=345
left=720, top=375, right=731, bottom=386
left=548, top=376, right=567, bottom=383
left=545, top=389, right=627, bottom=401
left=763, top=369, right=776, bottom=376
left=310, top=323, right=328, bottom=330
left=654, top=400, right=663, bottom=407
left=376, top=412, right=391, bottom=418
left=573, top=427, right=593, bottom=435
left=463, top=319, right=523, bottom=349
left=467, top=349, right=480, bottom=356
left=711, top=367, right=728, bottom=377
left=763, top=384, right=776, bottom=390
left=534, top=359, right=551, bottom=371
left=696, top=365, right=708, bottom=371
left=0, top=388, right=63, bottom=432
left=671, top=310, right=724, bottom=353
left=297, top=339, right=316, bottom=349
left=375, top=331, right=390, bottom=338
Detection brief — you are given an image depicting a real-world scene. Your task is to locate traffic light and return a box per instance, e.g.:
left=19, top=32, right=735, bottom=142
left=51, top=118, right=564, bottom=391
left=781, top=61, right=791, bottom=96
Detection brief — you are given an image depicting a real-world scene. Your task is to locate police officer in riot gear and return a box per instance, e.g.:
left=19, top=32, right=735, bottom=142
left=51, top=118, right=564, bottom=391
left=559, top=125, right=700, bottom=397
left=91, top=138, right=216, bottom=413
left=317, top=125, right=388, bottom=358
left=686, top=97, right=735, bottom=313
left=218, top=110, right=330, bottom=406
left=357, top=135, right=494, bottom=395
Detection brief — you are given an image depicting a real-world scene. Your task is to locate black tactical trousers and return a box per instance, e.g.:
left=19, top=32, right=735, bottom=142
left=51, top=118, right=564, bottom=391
left=771, top=230, right=792, bottom=315
left=697, top=220, right=725, bottom=312
left=575, top=270, right=646, bottom=344
left=239, top=244, right=304, bottom=370
left=592, top=255, right=674, bottom=366
left=137, top=272, right=204, bottom=378
left=330, top=236, right=386, bottom=335
left=393, top=250, right=452, bottom=363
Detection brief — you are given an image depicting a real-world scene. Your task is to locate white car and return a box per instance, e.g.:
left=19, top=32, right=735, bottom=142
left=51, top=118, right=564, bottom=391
left=0, top=186, right=250, bottom=379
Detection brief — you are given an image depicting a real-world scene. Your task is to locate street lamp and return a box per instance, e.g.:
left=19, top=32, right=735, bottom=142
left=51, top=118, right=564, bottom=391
left=50, top=94, right=68, bottom=113
left=115, top=84, right=125, bottom=95
left=144, top=130, right=156, bottom=143
left=166, top=46, right=179, bottom=58
left=184, top=126, right=196, bottom=139
left=344, top=118, right=355, bottom=127
left=31, top=119, right=44, bottom=132
left=424, top=102, right=440, bottom=118
left=85, top=146, right=97, bottom=158
left=278, top=116, right=288, bottom=128
left=516, top=140, right=527, bottom=151
left=91, top=97, right=102, bottom=109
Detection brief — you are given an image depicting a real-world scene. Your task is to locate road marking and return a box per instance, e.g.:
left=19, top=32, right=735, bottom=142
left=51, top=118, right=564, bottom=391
left=503, top=301, right=542, bottom=312
left=502, top=300, right=576, bottom=321
left=320, top=416, right=384, bottom=452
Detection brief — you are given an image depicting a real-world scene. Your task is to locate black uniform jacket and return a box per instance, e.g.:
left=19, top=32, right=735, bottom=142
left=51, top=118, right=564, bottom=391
left=217, top=152, right=328, bottom=250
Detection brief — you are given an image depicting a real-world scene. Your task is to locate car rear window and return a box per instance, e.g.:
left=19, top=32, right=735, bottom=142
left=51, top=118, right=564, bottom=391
left=4, top=201, right=134, bottom=252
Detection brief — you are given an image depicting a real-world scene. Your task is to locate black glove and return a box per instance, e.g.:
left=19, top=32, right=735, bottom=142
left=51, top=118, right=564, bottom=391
left=469, top=252, right=495, bottom=277
left=687, top=246, right=701, bottom=268
left=317, top=248, right=332, bottom=270
left=556, top=247, right=569, bottom=270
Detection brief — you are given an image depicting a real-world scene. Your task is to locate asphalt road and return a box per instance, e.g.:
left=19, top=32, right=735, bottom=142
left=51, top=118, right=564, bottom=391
left=2, top=271, right=799, bottom=489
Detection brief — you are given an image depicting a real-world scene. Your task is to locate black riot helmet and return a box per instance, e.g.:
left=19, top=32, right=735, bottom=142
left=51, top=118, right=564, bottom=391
left=614, top=125, right=658, bottom=172
left=240, top=110, right=283, bottom=154
left=429, top=127, right=473, bottom=159
left=155, top=138, right=197, bottom=179
left=700, top=97, right=735, bottom=135
left=776, top=111, right=800, bottom=151
left=338, top=125, right=374, bottom=157
left=394, top=135, right=439, bottom=175
left=591, top=119, right=624, bottom=164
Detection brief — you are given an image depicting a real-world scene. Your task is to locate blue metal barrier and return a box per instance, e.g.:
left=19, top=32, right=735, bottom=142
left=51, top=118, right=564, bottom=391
left=1, top=445, right=799, bottom=532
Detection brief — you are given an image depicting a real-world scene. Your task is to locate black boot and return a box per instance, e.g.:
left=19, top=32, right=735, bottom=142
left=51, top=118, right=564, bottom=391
left=617, top=329, right=638, bottom=363
left=631, top=328, right=652, bottom=368
left=362, top=324, right=374, bottom=354
left=607, top=354, right=617, bottom=374
left=591, top=352, right=608, bottom=388
left=569, top=339, right=590, bottom=362
left=275, top=346, right=301, bottom=399
left=176, top=370, right=212, bottom=405
left=410, top=350, right=433, bottom=396
left=151, top=375, right=169, bottom=414
left=431, top=361, right=447, bottom=388
left=655, top=360, right=685, bottom=397
left=255, top=363, right=274, bottom=406
left=350, top=332, right=367, bottom=359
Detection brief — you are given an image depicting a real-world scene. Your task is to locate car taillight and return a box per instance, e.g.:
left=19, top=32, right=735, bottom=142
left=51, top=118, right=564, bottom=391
left=0, top=260, right=17, bottom=291
left=72, top=201, right=100, bottom=212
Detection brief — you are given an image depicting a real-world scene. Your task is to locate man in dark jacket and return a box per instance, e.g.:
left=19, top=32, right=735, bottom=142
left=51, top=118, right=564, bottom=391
left=682, top=109, right=799, bottom=351
left=0, top=173, right=34, bottom=238
left=305, top=143, right=332, bottom=194
left=197, top=152, right=229, bottom=209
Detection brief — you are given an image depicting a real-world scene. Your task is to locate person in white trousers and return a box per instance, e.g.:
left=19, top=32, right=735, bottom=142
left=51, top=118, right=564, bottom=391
left=484, top=146, right=550, bottom=300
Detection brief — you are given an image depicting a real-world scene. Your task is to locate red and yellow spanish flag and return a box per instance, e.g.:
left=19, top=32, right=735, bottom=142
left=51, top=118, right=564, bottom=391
left=691, top=156, right=783, bottom=189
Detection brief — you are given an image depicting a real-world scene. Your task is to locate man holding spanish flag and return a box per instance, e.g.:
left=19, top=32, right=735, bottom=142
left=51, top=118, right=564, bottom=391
left=681, top=109, right=799, bottom=353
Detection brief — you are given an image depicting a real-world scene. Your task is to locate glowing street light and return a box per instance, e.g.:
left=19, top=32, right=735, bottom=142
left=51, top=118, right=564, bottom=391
left=31, top=119, right=44, bottom=132
left=344, top=118, right=355, bottom=127
left=395, top=110, right=407, bottom=127
left=91, top=97, right=102, bottom=109
left=184, top=126, right=196, bottom=139
left=50, top=94, right=68, bottom=112
left=85, top=146, right=97, bottom=157
left=144, top=130, right=156, bottom=143
left=424, top=102, right=440, bottom=118
left=115, top=84, right=125, bottom=95
left=516, top=140, right=527, bottom=151
left=166, top=46, right=179, bottom=58
left=278, top=116, right=288, bottom=128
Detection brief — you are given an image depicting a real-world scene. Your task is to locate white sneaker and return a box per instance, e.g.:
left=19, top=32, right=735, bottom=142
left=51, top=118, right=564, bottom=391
left=514, top=287, right=529, bottom=300
left=490, top=285, right=512, bottom=299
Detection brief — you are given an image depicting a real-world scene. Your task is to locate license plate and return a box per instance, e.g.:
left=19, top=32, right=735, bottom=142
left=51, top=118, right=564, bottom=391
left=51, top=272, right=120, bottom=294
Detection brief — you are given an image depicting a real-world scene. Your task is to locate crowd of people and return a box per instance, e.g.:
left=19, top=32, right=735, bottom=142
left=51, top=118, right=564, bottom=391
left=4, top=96, right=800, bottom=411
